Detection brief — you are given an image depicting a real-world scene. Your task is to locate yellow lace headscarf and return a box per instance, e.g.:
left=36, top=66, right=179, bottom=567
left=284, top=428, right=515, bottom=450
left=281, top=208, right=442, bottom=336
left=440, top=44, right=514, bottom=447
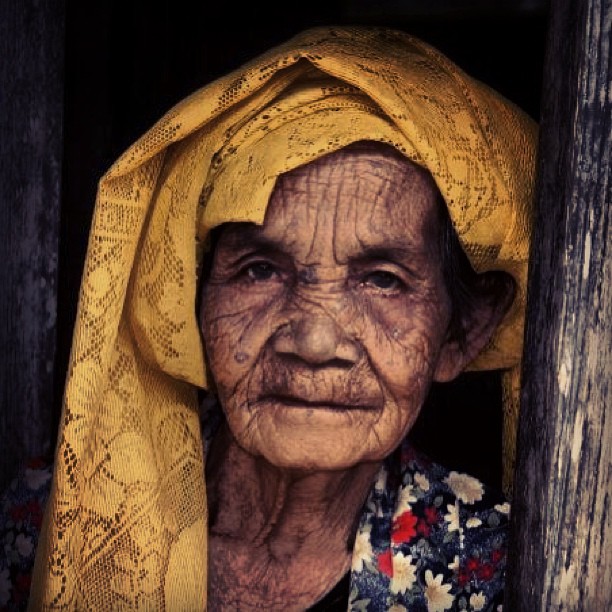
left=30, top=26, right=537, bottom=610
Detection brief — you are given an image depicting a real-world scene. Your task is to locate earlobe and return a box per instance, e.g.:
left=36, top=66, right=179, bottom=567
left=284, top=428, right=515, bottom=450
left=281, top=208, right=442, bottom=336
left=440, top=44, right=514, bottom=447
left=433, top=340, right=466, bottom=383
left=434, top=277, right=515, bottom=382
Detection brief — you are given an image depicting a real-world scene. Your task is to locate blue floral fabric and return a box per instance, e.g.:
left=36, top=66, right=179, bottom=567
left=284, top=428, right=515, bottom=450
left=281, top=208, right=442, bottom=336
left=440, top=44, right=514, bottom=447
left=0, top=459, right=52, bottom=611
left=347, top=441, right=508, bottom=611
left=2, top=406, right=508, bottom=611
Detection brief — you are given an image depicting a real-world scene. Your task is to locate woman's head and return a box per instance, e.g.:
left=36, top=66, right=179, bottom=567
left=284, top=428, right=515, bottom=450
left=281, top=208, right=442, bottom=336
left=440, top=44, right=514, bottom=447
left=200, top=143, right=514, bottom=471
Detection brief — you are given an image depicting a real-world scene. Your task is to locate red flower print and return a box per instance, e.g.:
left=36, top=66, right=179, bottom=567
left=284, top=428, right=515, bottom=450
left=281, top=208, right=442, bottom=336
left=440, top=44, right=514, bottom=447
left=25, top=499, right=43, bottom=529
left=391, top=510, right=418, bottom=544
left=466, top=557, right=480, bottom=573
left=27, top=457, right=46, bottom=469
left=416, top=519, right=431, bottom=537
left=424, top=505, right=438, bottom=525
left=9, top=500, right=43, bottom=527
left=15, top=573, right=32, bottom=593
left=377, top=549, right=394, bottom=577
left=458, top=569, right=471, bottom=587
left=10, top=503, right=28, bottom=522
left=477, top=563, right=495, bottom=581
left=491, top=548, right=505, bottom=564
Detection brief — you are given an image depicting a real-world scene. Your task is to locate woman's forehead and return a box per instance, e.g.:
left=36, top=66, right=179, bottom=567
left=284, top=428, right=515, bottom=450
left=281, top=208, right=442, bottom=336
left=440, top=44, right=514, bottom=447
left=217, top=146, right=442, bottom=263
left=268, top=147, right=439, bottom=256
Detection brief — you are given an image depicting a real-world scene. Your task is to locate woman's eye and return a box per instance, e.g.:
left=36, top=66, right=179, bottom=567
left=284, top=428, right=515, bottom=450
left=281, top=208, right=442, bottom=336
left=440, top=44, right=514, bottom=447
left=244, top=262, right=278, bottom=281
left=362, top=271, right=403, bottom=291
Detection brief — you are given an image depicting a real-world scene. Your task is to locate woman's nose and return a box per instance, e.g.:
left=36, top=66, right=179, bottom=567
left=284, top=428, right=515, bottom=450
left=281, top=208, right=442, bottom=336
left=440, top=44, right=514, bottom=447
left=273, top=316, right=360, bottom=366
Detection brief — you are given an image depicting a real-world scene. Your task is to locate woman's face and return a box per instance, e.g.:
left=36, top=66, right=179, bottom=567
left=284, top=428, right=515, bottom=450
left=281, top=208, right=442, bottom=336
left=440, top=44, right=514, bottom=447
left=201, top=146, right=462, bottom=472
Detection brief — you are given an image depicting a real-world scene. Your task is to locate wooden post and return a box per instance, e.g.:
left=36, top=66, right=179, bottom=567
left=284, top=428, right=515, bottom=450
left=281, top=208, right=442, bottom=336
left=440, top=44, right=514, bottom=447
left=506, top=0, right=611, bottom=609
left=0, top=1, right=65, bottom=488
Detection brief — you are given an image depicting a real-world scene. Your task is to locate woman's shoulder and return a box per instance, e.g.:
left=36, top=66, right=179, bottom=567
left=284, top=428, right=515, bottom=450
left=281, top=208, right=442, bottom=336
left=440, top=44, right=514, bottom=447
left=0, top=458, right=53, bottom=611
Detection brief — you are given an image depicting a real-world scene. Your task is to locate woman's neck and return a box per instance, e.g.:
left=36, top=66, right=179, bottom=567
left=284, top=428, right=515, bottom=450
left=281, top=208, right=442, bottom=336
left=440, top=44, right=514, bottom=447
left=206, top=422, right=380, bottom=550
left=205, top=422, right=381, bottom=610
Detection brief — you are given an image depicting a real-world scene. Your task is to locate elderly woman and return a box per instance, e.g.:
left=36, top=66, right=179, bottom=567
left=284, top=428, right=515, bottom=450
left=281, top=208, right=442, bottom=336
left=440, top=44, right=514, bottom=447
left=2, top=26, right=536, bottom=611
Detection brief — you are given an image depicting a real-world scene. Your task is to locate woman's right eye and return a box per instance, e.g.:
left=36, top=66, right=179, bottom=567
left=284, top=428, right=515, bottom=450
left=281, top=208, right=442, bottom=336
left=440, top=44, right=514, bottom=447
left=244, top=262, right=278, bottom=281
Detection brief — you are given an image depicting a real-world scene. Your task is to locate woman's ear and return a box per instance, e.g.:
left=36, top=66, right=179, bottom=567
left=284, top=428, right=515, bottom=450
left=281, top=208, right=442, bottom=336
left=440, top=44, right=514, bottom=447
left=434, top=274, right=516, bottom=382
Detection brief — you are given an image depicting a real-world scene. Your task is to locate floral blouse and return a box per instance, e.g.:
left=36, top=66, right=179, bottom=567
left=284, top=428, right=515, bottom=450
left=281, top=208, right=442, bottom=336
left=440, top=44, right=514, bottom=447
left=346, top=442, right=508, bottom=611
left=1, top=410, right=509, bottom=611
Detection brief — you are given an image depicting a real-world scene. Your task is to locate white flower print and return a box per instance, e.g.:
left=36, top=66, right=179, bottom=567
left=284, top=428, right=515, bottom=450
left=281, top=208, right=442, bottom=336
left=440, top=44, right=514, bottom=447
left=470, top=591, right=487, bottom=610
left=389, top=552, right=417, bottom=595
left=444, top=471, right=484, bottom=504
left=414, top=472, right=430, bottom=492
left=388, top=605, right=408, bottom=612
left=15, top=533, right=33, bottom=557
left=393, top=484, right=417, bottom=517
left=447, top=555, right=459, bottom=572
left=444, top=502, right=460, bottom=532
left=351, top=524, right=373, bottom=572
left=24, top=467, right=51, bottom=490
left=466, top=517, right=482, bottom=529
left=424, top=570, right=454, bottom=612
left=374, top=467, right=388, bottom=492
left=0, top=568, right=11, bottom=606
left=494, top=502, right=511, bottom=515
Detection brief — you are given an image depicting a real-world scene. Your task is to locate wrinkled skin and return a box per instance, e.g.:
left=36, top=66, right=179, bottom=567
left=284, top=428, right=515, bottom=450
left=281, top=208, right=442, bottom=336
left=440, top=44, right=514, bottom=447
left=200, top=145, right=510, bottom=609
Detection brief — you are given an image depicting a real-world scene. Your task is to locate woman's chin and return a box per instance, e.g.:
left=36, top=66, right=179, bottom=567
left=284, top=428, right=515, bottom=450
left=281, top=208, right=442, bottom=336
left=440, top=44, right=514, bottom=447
left=234, top=419, right=390, bottom=473
left=225, top=398, right=407, bottom=472
left=257, top=449, right=377, bottom=474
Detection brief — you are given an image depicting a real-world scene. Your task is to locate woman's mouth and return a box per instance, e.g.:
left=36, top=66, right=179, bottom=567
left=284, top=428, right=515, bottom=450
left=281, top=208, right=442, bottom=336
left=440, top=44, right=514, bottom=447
left=257, top=393, right=380, bottom=411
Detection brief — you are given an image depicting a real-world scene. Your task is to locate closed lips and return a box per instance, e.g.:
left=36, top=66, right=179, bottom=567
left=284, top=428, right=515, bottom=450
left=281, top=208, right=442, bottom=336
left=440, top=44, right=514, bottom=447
left=258, top=393, right=380, bottom=410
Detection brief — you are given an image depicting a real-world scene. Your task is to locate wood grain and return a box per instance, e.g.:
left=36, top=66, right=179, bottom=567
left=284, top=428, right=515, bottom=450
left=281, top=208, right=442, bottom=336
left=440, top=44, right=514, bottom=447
left=0, top=1, right=65, bottom=488
left=506, top=0, right=611, bottom=608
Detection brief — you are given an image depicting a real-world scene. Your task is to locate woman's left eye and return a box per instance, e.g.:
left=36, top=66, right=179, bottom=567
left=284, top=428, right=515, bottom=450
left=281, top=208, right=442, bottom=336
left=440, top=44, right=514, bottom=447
left=362, top=271, right=404, bottom=291
left=244, top=262, right=278, bottom=281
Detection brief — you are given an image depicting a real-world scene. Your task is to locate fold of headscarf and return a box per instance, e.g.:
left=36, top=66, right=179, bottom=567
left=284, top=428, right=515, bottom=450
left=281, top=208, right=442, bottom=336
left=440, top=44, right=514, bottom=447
left=30, top=26, right=537, bottom=610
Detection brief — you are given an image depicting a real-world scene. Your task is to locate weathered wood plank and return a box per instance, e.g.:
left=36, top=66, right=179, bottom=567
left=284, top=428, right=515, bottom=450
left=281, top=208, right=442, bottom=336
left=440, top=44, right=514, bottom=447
left=0, top=1, right=65, bottom=488
left=506, top=0, right=612, bottom=608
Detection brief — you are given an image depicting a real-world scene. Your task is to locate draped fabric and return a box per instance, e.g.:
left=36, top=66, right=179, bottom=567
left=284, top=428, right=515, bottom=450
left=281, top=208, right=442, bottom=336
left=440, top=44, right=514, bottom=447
left=30, top=26, right=537, bottom=609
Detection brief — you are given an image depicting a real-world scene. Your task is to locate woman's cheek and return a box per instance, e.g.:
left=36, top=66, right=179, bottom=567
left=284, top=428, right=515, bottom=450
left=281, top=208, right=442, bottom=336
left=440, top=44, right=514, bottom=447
left=357, top=298, right=444, bottom=394
left=354, top=295, right=411, bottom=355
left=204, top=285, right=283, bottom=376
